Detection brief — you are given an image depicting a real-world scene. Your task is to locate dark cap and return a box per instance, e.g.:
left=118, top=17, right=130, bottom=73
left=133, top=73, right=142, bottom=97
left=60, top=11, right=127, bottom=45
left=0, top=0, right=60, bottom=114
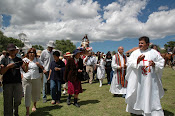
left=73, top=49, right=82, bottom=55
left=7, top=43, right=16, bottom=51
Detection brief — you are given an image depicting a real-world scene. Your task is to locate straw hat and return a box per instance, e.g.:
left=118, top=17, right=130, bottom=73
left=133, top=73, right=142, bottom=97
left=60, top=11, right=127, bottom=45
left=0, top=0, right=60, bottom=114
left=2, top=50, right=7, bottom=53
left=64, top=52, right=73, bottom=57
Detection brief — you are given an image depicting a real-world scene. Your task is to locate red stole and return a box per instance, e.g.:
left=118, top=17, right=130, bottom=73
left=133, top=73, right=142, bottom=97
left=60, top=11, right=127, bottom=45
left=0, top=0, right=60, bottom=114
left=115, top=53, right=127, bottom=87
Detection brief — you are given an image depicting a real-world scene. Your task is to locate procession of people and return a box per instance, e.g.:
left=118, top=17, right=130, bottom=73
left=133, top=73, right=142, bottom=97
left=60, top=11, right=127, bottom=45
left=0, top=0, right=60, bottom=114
left=0, top=36, right=168, bottom=116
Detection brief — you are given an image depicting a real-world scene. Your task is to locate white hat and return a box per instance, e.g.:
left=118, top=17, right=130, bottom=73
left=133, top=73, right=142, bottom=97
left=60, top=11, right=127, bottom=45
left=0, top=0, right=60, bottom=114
left=47, top=41, right=55, bottom=48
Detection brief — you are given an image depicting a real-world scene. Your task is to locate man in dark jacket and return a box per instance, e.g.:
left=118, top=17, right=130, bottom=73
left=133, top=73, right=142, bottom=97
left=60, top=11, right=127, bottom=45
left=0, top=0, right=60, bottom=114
left=0, top=43, right=28, bottom=116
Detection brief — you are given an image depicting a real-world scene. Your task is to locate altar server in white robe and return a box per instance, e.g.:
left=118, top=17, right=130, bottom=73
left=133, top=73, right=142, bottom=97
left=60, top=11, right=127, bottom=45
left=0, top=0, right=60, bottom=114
left=110, top=46, right=127, bottom=96
left=96, top=53, right=106, bottom=87
left=125, top=36, right=165, bottom=116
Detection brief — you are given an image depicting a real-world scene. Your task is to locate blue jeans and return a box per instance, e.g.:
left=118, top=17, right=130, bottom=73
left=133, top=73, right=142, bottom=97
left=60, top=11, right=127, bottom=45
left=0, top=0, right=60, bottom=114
left=110, top=70, right=114, bottom=83
left=50, top=80, right=62, bottom=101
left=43, top=73, right=48, bottom=98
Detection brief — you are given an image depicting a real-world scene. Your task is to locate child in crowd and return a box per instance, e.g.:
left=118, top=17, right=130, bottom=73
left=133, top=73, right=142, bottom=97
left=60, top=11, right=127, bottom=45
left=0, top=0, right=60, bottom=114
left=47, top=51, right=65, bottom=104
left=96, top=53, right=106, bottom=87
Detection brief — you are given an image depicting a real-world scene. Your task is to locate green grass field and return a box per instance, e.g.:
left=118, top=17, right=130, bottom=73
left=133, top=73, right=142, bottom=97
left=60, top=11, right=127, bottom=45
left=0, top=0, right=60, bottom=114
left=0, top=67, right=174, bottom=116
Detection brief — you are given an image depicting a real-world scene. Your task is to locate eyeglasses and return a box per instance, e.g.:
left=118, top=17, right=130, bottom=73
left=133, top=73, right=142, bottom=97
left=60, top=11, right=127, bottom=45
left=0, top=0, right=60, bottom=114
left=9, top=50, right=16, bottom=52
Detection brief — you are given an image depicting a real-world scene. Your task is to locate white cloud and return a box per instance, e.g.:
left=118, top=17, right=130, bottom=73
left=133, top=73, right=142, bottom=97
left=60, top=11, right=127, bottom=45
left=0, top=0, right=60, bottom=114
left=145, top=9, right=175, bottom=38
left=0, top=0, right=175, bottom=47
left=158, top=6, right=169, bottom=11
left=100, top=0, right=147, bottom=40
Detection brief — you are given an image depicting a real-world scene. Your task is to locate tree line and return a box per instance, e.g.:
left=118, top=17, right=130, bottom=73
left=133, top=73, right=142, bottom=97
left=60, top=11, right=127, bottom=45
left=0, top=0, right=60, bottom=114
left=0, top=31, right=76, bottom=54
left=0, top=30, right=174, bottom=54
left=0, top=31, right=24, bottom=52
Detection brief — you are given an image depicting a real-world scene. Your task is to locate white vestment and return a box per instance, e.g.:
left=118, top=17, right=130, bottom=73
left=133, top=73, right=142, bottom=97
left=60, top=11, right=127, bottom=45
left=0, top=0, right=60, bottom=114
left=110, top=52, right=127, bottom=94
left=125, top=48, right=165, bottom=116
left=97, top=58, right=106, bottom=79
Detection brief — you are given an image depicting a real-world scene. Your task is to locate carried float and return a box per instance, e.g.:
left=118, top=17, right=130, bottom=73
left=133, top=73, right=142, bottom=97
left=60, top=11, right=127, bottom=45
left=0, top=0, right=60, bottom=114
left=79, top=34, right=92, bottom=51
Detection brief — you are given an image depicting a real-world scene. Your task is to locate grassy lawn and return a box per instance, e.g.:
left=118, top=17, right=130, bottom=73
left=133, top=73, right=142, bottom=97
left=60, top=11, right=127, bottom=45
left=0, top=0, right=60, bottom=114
left=0, top=67, right=174, bottom=116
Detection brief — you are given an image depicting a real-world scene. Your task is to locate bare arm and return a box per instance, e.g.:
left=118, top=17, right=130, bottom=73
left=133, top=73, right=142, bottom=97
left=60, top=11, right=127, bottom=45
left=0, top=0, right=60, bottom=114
left=21, top=62, right=29, bottom=73
left=1, top=63, right=15, bottom=75
left=47, top=69, right=52, bottom=81
left=36, top=62, right=44, bottom=70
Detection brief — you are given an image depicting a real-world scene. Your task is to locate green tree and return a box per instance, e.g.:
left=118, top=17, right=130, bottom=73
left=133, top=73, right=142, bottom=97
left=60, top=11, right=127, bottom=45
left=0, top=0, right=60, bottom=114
left=164, top=41, right=175, bottom=52
left=32, top=45, right=44, bottom=50
left=0, top=31, right=24, bottom=52
left=55, top=39, right=76, bottom=54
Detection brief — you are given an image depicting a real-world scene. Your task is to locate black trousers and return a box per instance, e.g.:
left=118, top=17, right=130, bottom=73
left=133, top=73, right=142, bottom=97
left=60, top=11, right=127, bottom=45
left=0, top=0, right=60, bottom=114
left=106, top=67, right=112, bottom=84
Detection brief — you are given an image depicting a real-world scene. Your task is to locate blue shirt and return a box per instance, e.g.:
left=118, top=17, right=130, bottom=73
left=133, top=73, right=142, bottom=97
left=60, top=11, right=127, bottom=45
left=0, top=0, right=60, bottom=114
left=50, top=60, right=65, bottom=80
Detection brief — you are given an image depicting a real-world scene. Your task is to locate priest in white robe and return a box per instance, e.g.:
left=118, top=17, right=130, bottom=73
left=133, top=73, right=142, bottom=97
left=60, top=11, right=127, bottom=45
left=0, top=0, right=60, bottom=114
left=110, top=46, right=127, bottom=97
left=125, top=36, right=165, bottom=116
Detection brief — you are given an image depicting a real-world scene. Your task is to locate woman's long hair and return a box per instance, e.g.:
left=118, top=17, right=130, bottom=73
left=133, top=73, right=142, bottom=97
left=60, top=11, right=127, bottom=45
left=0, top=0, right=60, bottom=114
left=24, top=48, right=37, bottom=58
left=106, top=52, right=112, bottom=59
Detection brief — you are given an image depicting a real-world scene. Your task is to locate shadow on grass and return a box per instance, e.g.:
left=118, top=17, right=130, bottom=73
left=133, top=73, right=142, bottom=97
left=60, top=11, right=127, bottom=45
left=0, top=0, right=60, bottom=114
left=93, top=80, right=99, bottom=83
left=60, top=97, right=81, bottom=103
left=82, top=89, right=86, bottom=92
left=81, top=79, right=101, bottom=84
left=113, top=94, right=123, bottom=97
left=30, top=105, right=63, bottom=116
left=81, top=81, right=89, bottom=84
left=130, top=110, right=174, bottom=116
left=163, top=88, right=167, bottom=91
left=79, top=99, right=100, bottom=106
left=60, top=95, right=69, bottom=98
left=102, top=83, right=109, bottom=85
left=164, top=110, right=174, bottom=116
left=130, top=113, right=142, bottom=116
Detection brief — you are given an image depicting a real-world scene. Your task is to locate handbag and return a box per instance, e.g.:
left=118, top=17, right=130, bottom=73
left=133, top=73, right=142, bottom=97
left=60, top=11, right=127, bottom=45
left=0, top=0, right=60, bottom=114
left=80, top=70, right=89, bottom=81
left=39, top=67, right=43, bottom=73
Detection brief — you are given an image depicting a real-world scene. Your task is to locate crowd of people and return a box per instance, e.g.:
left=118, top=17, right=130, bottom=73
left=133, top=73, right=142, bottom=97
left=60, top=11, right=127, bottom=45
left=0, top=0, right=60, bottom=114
left=0, top=36, right=167, bottom=116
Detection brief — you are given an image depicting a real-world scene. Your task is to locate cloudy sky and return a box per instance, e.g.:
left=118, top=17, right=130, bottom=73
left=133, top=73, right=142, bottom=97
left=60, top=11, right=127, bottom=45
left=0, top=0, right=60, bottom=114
left=0, top=0, right=175, bottom=53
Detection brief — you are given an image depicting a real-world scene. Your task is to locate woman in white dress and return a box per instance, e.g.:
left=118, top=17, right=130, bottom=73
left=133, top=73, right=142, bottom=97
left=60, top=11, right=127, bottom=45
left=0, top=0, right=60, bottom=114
left=97, top=53, right=106, bottom=87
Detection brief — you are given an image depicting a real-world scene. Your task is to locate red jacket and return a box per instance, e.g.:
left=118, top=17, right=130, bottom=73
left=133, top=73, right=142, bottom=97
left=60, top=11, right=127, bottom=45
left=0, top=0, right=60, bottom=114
left=64, top=57, right=83, bottom=82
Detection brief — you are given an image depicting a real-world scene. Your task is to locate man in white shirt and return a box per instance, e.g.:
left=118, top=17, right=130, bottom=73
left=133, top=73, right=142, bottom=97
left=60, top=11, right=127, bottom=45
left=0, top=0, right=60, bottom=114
left=83, top=51, right=96, bottom=84
left=40, top=41, right=55, bottom=103
left=110, top=46, right=127, bottom=97
left=125, top=36, right=165, bottom=116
